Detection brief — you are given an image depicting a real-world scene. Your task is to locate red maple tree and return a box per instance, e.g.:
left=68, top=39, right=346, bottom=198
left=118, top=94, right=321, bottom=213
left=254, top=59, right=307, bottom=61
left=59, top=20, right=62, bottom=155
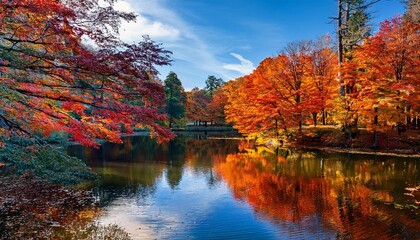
left=0, top=0, right=174, bottom=147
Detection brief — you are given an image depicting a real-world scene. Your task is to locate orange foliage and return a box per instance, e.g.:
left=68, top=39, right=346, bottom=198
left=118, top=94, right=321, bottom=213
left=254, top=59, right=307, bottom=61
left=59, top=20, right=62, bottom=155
left=224, top=39, right=338, bottom=135
left=185, top=88, right=211, bottom=123
left=224, top=16, right=419, bottom=138
left=207, top=89, right=228, bottom=124
left=213, top=151, right=420, bottom=239
left=353, top=16, right=420, bottom=130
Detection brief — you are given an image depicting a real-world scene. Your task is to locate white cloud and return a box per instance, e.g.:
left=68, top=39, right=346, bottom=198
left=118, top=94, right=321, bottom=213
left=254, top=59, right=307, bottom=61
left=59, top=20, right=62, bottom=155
left=109, top=0, right=245, bottom=88
left=113, top=1, right=180, bottom=42
left=97, top=168, right=231, bottom=239
left=223, top=53, right=255, bottom=75
left=119, top=15, right=180, bottom=42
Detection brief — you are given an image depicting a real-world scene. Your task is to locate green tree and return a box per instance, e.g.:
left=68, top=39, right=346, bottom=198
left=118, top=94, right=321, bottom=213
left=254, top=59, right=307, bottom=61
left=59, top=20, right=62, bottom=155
left=164, top=72, right=186, bottom=128
left=205, top=75, right=225, bottom=96
left=336, top=0, right=378, bottom=95
left=334, top=0, right=379, bottom=140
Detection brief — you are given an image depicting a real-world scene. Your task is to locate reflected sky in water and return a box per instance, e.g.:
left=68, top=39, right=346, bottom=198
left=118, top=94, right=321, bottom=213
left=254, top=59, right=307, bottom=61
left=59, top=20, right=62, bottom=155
left=68, top=135, right=420, bottom=239
left=94, top=167, right=337, bottom=240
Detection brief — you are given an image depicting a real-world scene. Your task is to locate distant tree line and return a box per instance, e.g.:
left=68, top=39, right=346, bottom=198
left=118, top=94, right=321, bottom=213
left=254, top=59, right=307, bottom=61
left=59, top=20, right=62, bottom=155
left=222, top=0, right=419, bottom=149
left=163, top=74, right=226, bottom=128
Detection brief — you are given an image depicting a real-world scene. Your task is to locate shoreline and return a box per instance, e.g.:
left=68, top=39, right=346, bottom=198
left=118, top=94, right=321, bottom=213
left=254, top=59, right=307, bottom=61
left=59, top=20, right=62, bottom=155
left=292, top=145, right=420, bottom=158
left=65, top=130, right=420, bottom=158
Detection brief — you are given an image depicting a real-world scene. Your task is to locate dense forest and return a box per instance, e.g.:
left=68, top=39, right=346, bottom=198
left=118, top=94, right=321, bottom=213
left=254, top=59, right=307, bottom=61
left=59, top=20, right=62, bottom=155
left=0, top=0, right=419, bottom=156
left=164, top=0, right=419, bottom=151
left=224, top=15, right=418, bottom=143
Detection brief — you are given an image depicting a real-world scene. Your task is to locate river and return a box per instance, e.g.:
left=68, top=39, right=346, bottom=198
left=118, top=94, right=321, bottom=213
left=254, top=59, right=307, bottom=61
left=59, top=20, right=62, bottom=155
left=68, top=134, right=420, bottom=239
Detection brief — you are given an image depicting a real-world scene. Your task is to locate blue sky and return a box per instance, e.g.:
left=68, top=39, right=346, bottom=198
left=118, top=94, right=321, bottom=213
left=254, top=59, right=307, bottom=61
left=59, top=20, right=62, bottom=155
left=115, top=0, right=406, bottom=90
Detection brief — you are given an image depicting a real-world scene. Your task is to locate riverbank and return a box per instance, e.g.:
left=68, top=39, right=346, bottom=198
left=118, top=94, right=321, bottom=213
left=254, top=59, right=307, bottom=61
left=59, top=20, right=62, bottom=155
left=295, top=146, right=420, bottom=158
left=1, top=131, right=418, bottom=239
left=70, top=127, right=420, bottom=158
left=0, top=172, right=132, bottom=239
left=290, top=126, right=420, bottom=158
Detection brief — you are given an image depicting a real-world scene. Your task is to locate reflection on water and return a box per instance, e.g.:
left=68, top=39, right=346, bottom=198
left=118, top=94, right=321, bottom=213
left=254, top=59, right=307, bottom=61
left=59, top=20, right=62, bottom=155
left=68, top=135, right=420, bottom=239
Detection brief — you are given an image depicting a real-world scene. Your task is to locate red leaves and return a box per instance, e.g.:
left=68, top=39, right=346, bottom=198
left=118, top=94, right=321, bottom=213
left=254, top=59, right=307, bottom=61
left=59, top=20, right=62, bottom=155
left=0, top=0, right=173, bottom=146
left=62, top=102, right=86, bottom=115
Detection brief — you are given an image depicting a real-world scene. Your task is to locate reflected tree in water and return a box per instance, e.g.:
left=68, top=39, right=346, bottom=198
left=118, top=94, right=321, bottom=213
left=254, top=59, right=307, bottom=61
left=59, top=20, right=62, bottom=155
left=214, top=146, right=420, bottom=239
left=165, top=136, right=187, bottom=189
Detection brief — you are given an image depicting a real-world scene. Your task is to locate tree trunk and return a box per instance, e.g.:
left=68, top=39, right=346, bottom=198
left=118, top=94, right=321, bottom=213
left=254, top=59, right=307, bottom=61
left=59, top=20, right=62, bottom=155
left=338, top=0, right=345, bottom=96
left=347, top=124, right=352, bottom=142
left=373, top=107, right=379, bottom=150
left=312, top=112, right=317, bottom=126
left=322, top=108, right=326, bottom=125
left=373, top=131, right=379, bottom=150
left=406, top=105, right=411, bottom=129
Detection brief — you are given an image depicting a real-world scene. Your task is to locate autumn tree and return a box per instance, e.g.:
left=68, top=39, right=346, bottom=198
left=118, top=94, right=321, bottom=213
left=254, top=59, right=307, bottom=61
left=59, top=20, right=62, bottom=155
left=352, top=16, right=420, bottom=147
left=185, top=88, right=211, bottom=126
left=0, top=0, right=174, bottom=147
left=164, top=72, right=186, bottom=128
left=332, top=0, right=380, bottom=141
left=332, top=60, right=363, bottom=139
left=224, top=77, right=259, bottom=135
left=336, top=0, right=378, bottom=91
left=306, top=36, right=338, bottom=125
left=256, top=41, right=313, bottom=132
left=225, top=40, right=337, bottom=136
left=225, top=58, right=295, bottom=136
left=207, top=88, right=228, bottom=125
left=404, top=0, right=420, bottom=23
left=184, top=76, right=226, bottom=126
left=224, top=73, right=285, bottom=137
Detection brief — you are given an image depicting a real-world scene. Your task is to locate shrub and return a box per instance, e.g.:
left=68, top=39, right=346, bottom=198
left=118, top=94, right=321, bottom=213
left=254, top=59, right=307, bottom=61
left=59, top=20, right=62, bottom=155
left=0, top=138, right=96, bottom=185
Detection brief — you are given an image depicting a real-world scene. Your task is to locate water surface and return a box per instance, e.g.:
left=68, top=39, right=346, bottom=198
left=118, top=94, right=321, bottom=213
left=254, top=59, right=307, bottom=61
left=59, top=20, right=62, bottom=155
left=68, top=135, right=420, bottom=239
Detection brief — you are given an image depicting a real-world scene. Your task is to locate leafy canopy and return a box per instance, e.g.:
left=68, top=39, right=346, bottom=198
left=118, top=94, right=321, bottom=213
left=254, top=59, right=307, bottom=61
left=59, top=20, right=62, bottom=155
left=0, top=0, right=174, bottom=147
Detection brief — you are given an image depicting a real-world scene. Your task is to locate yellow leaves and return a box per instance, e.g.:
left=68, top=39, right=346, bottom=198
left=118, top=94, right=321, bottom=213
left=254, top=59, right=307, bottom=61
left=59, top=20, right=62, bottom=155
left=305, top=132, right=317, bottom=139
left=77, top=209, right=99, bottom=221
